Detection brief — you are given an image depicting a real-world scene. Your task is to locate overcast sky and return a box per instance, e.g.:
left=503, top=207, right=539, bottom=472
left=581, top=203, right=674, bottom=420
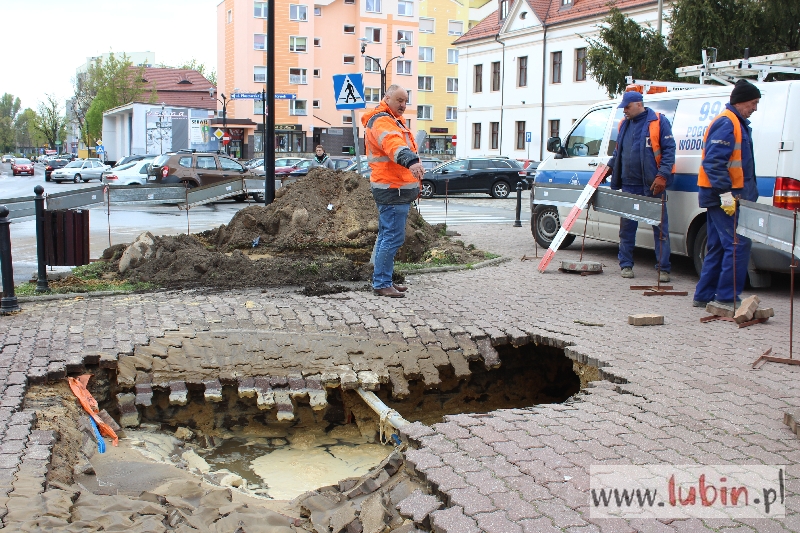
left=4, top=0, right=220, bottom=112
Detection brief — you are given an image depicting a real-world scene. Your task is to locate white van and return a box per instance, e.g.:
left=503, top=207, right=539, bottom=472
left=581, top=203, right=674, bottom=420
left=531, top=80, right=800, bottom=287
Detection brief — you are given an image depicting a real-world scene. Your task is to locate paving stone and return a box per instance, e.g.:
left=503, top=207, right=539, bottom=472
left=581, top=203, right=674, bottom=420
left=168, top=381, right=188, bottom=406
left=396, top=489, right=442, bottom=523
left=628, top=314, right=664, bottom=326
left=430, top=505, right=479, bottom=533
left=448, top=486, right=497, bottom=516
left=134, top=383, right=153, bottom=406
left=733, top=295, right=760, bottom=323
left=475, top=510, right=523, bottom=533
left=202, top=379, right=223, bottom=402
left=424, top=466, right=469, bottom=493
left=476, top=338, right=501, bottom=369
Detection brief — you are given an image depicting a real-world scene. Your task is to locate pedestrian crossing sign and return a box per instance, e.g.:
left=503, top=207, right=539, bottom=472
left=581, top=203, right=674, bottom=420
left=333, top=74, right=366, bottom=110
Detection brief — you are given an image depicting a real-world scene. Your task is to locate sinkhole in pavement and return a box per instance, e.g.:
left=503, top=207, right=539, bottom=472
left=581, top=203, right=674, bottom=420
left=25, top=337, right=597, bottom=503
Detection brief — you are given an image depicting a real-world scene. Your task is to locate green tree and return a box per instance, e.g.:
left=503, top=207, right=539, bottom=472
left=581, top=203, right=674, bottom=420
left=0, top=93, right=22, bottom=153
left=584, top=8, right=679, bottom=97
left=14, top=108, right=46, bottom=151
left=72, top=52, right=148, bottom=147
left=34, top=95, right=67, bottom=149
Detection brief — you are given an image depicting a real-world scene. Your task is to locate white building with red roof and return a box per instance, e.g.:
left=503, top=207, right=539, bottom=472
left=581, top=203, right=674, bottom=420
left=453, top=0, right=666, bottom=159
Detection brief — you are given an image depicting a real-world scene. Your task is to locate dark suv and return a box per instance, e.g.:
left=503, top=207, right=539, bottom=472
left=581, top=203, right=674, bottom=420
left=148, top=151, right=254, bottom=187
left=44, top=158, right=70, bottom=181
left=420, top=157, right=527, bottom=199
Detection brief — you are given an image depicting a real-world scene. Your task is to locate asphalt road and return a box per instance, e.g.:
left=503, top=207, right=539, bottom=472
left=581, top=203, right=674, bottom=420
left=0, top=162, right=531, bottom=284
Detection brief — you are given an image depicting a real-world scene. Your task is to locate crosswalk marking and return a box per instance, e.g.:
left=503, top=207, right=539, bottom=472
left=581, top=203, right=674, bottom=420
left=415, top=203, right=517, bottom=225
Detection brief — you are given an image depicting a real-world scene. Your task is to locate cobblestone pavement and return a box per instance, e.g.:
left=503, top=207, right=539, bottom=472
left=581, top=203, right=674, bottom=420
left=1, top=223, right=800, bottom=531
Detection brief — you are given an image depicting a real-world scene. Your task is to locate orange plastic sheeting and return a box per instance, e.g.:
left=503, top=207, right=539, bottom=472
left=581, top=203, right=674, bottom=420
left=67, top=375, right=119, bottom=446
left=625, top=84, right=668, bottom=95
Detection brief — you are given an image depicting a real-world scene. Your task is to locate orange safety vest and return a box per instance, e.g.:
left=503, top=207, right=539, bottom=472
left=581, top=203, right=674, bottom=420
left=362, top=101, right=419, bottom=190
left=617, top=112, right=675, bottom=172
left=697, top=109, right=744, bottom=188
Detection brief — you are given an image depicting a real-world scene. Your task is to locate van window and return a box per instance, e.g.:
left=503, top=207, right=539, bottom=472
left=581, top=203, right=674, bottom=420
left=179, top=156, right=193, bottom=168
left=196, top=156, right=217, bottom=170
left=566, top=107, right=611, bottom=157
left=607, top=99, right=679, bottom=156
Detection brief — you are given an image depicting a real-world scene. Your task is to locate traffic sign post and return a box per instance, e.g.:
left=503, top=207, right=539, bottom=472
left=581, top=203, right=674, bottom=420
left=333, top=74, right=367, bottom=176
left=525, top=131, right=531, bottom=160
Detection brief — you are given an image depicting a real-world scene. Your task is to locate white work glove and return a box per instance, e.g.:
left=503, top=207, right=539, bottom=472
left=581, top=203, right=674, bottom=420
left=720, top=192, right=736, bottom=216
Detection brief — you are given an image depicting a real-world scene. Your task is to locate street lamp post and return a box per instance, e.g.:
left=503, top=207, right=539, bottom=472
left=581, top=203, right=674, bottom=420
left=359, top=39, right=409, bottom=98
left=157, top=103, right=166, bottom=155
left=208, top=87, right=229, bottom=155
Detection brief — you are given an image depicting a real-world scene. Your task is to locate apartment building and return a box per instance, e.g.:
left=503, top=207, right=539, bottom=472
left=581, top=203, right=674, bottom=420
left=454, top=0, right=664, bottom=160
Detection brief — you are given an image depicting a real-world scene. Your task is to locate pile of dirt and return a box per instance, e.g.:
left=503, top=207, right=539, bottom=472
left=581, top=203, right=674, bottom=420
left=109, top=168, right=489, bottom=290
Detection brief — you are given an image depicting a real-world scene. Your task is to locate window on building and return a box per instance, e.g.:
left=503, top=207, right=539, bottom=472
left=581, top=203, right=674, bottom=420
left=289, top=68, right=307, bottom=84
left=473, top=123, right=481, bottom=149
left=254, top=66, right=266, bottom=82
left=365, top=57, right=380, bottom=72
left=516, top=121, right=525, bottom=149
left=343, top=115, right=353, bottom=124
left=552, top=51, right=562, bottom=84
left=366, top=0, right=381, bottom=12
left=447, top=49, right=458, bottom=64
left=396, top=60, right=412, bottom=75
left=474, top=64, right=482, bottom=92
left=406, top=119, right=412, bottom=129
left=313, top=100, right=321, bottom=108
left=407, top=90, right=412, bottom=104
left=290, top=36, right=307, bottom=52
left=365, top=27, right=381, bottom=43
left=254, top=2, right=267, bottom=17
left=517, top=56, right=527, bottom=87
left=290, top=100, right=307, bottom=115
left=419, top=47, right=433, bottom=62
left=343, top=55, right=355, bottom=64
left=446, top=107, right=457, bottom=121
left=343, top=25, right=355, bottom=34
left=227, top=9, right=232, bottom=23
left=313, top=69, right=320, bottom=77
left=364, top=87, right=381, bottom=103
left=500, top=0, right=509, bottom=19
left=397, top=30, right=413, bottom=45
left=314, top=6, right=321, bottom=15
left=491, top=61, right=501, bottom=91
left=562, top=0, right=572, bottom=4
left=344, top=0, right=354, bottom=4
left=398, top=0, right=413, bottom=16
left=490, top=122, right=499, bottom=149
left=314, top=38, right=321, bottom=46
left=575, top=48, right=587, bottom=81
left=419, top=18, right=434, bottom=33
left=448, top=21, right=463, bottom=35
left=417, top=105, right=432, bottom=120
left=254, top=34, right=267, bottom=50
left=549, top=119, right=560, bottom=139
left=418, top=76, right=433, bottom=91
left=290, top=5, right=307, bottom=20
left=446, top=77, right=458, bottom=92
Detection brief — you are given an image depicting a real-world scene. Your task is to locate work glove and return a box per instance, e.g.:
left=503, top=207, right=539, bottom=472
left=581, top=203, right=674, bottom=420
left=720, top=192, right=736, bottom=216
left=650, top=175, right=667, bottom=196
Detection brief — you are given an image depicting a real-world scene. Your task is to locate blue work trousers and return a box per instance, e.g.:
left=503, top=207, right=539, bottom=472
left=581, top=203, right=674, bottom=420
left=618, top=187, right=671, bottom=272
left=372, top=203, right=410, bottom=290
left=694, top=206, right=751, bottom=303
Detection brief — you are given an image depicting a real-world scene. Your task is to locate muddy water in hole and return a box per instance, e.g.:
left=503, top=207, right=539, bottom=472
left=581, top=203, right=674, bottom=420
left=128, top=424, right=392, bottom=500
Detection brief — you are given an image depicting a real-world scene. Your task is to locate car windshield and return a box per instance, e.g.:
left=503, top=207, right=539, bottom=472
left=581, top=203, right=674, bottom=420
left=65, top=161, right=83, bottom=168
left=115, top=162, right=137, bottom=171
left=15, top=158, right=31, bottom=164
left=153, top=155, right=170, bottom=166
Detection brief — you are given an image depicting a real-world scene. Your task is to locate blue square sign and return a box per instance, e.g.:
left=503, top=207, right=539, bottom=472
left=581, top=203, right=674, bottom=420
left=333, top=74, right=366, bottom=110
left=526, top=131, right=532, bottom=143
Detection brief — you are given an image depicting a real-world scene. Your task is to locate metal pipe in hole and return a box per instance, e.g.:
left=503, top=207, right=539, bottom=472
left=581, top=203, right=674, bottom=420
left=355, top=387, right=410, bottom=432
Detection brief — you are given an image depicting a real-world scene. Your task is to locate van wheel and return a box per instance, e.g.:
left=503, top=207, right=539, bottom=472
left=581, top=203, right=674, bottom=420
left=693, top=222, right=707, bottom=276
left=532, top=205, right=575, bottom=249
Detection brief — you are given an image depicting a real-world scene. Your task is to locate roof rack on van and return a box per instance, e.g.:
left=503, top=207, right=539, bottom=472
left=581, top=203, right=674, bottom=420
left=177, top=149, right=196, bottom=154
left=626, top=49, right=800, bottom=92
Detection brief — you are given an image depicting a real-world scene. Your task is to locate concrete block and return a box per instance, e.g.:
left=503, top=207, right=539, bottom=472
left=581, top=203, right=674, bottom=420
left=358, top=371, right=380, bottom=391
left=754, top=307, right=774, bottom=320
left=203, top=379, right=223, bottom=402
left=168, top=382, right=188, bottom=406
left=734, top=295, right=760, bottom=323
left=238, top=377, right=256, bottom=398
left=628, top=314, right=664, bottom=326
left=705, top=301, right=734, bottom=318
left=116, top=393, right=139, bottom=428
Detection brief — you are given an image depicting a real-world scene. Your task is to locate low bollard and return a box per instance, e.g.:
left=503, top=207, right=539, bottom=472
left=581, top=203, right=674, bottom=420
left=34, top=185, right=49, bottom=293
left=513, top=181, right=523, bottom=227
left=0, top=206, right=20, bottom=314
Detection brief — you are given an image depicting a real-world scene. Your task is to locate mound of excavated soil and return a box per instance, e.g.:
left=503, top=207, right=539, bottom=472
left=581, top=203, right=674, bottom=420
left=112, top=168, right=489, bottom=290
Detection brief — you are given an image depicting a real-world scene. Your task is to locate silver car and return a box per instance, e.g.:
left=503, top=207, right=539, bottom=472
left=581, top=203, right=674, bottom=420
left=51, top=159, right=110, bottom=183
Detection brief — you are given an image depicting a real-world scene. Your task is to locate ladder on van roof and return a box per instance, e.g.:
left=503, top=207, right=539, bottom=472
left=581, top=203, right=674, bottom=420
left=625, top=49, right=800, bottom=91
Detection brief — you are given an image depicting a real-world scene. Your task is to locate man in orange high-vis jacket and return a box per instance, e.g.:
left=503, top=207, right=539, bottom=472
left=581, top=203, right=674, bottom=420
left=362, top=84, right=425, bottom=298
left=693, top=79, right=761, bottom=308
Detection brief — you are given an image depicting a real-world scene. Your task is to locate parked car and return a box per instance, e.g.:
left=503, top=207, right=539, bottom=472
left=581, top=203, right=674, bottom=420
left=114, top=154, right=153, bottom=168
left=330, top=157, right=355, bottom=170
left=252, top=157, right=305, bottom=176
left=276, top=159, right=312, bottom=177
left=103, top=160, right=153, bottom=186
left=50, top=159, right=110, bottom=183
left=286, top=159, right=325, bottom=179
left=2, top=154, right=14, bottom=163
left=147, top=151, right=255, bottom=201
left=421, top=158, right=444, bottom=171
left=44, top=159, right=70, bottom=181
left=420, top=157, right=527, bottom=199
left=11, top=158, right=34, bottom=176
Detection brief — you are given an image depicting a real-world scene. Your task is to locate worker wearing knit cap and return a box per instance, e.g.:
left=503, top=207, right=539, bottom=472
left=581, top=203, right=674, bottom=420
left=693, top=79, right=761, bottom=308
